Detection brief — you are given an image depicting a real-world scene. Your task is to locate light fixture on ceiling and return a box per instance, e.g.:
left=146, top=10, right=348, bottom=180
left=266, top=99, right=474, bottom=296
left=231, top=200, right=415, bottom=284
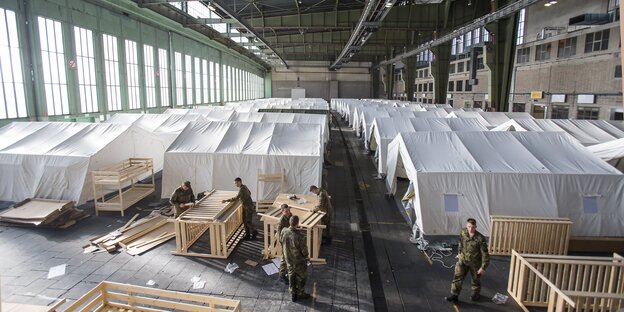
left=385, top=1, right=393, bottom=8
left=467, top=0, right=472, bottom=6
left=544, top=0, right=557, bottom=6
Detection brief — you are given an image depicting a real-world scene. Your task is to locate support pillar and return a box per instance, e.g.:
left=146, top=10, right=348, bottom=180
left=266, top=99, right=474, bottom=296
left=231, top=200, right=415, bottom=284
left=385, top=63, right=395, bottom=99
left=431, top=43, right=451, bottom=104
left=485, top=10, right=518, bottom=112
left=405, top=58, right=417, bottom=101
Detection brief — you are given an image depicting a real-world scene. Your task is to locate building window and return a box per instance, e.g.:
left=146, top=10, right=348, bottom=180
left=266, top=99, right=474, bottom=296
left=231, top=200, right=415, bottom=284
left=456, top=80, right=463, bottom=92
left=516, top=8, right=526, bottom=45
left=535, top=43, right=551, bottom=61
left=465, top=80, right=472, bottom=92
left=418, top=84, right=422, bottom=92
left=448, top=81, right=454, bottom=91
left=577, top=106, right=600, bottom=120
left=38, top=17, right=69, bottom=116
left=174, top=52, right=184, bottom=106
left=209, top=61, right=216, bottom=102
left=215, top=63, right=220, bottom=102
left=477, top=57, right=485, bottom=69
left=466, top=61, right=471, bottom=72
left=185, top=54, right=193, bottom=104
left=512, top=103, right=526, bottom=112
left=557, top=37, right=577, bottom=58
left=74, top=27, right=98, bottom=113
left=0, top=9, right=27, bottom=119
left=194, top=57, right=201, bottom=104
left=585, top=29, right=610, bottom=53
left=423, top=83, right=427, bottom=92
left=125, top=40, right=140, bottom=110
left=615, top=65, right=622, bottom=78
left=143, top=44, right=156, bottom=108
left=449, top=63, right=455, bottom=74
left=457, top=62, right=464, bottom=72
left=103, top=34, right=121, bottom=111
left=551, top=105, right=569, bottom=119
left=158, top=48, right=169, bottom=107
left=202, top=59, right=208, bottom=104
left=517, top=47, right=530, bottom=63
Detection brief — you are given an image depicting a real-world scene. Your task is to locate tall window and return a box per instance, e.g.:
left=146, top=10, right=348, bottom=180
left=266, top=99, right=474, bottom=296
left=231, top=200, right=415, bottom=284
left=202, top=59, right=208, bottom=104
left=38, top=17, right=69, bottom=116
left=585, top=29, right=610, bottom=53
left=214, top=62, right=220, bottom=102
left=143, top=44, right=156, bottom=108
left=158, top=48, right=169, bottom=107
left=125, top=40, right=140, bottom=109
left=223, top=64, right=228, bottom=102
left=0, top=9, right=27, bottom=119
left=577, top=107, right=599, bottom=120
left=174, top=52, right=183, bottom=106
left=194, top=57, right=201, bottom=104
left=516, top=8, right=526, bottom=45
left=185, top=54, right=193, bottom=104
left=557, top=37, right=577, bottom=58
left=74, top=27, right=97, bottom=113
left=209, top=61, right=216, bottom=102
left=516, top=47, right=530, bottom=64
left=103, top=34, right=121, bottom=111
left=551, top=105, right=569, bottom=119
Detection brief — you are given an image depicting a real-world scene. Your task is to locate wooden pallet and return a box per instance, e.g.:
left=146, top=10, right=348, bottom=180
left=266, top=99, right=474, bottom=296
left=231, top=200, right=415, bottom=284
left=255, top=169, right=285, bottom=213
left=92, top=158, right=155, bottom=217
left=63, top=281, right=241, bottom=312
left=259, top=197, right=326, bottom=264
left=508, top=251, right=624, bottom=312
left=172, top=190, right=245, bottom=259
left=489, top=215, right=572, bottom=256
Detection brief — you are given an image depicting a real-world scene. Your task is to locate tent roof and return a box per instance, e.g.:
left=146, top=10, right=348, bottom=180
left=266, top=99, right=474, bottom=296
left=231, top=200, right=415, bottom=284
left=372, top=118, right=488, bottom=140
left=106, top=113, right=204, bottom=134
left=166, top=121, right=322, bottom=156
left=393, top=131, right=621, bottom=174
left=0, top=122, right=130, bottom=157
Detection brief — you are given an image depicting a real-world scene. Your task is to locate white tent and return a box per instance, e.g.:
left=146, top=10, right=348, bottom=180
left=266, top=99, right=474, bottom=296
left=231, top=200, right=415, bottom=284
left=369, top=118, right=487, bottom=175
left=105, top=113, right=205, bottom=170
left=386, top=131, right=624, bottom=237
left=162, top=121, right=323, bottom=200
left=0, top=122, right=135, bottom=204
left=230, top=112, right=329, bottom=144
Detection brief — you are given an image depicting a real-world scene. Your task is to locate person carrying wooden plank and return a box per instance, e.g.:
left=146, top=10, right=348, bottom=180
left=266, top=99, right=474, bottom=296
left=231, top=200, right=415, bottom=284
left=223, top=177, right=257, bottom=240
left=280, top=215, right=310, bottom=302
left=445, top=218, right=490, bottom=303
left=277, top=203, right=292, bottom=284
left=310, top=185, right=332, bottom=244
left=170, top=181, right=195, bottom=218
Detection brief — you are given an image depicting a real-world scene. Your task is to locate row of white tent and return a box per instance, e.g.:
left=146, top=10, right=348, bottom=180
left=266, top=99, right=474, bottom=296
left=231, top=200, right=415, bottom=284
left=0, top=103, right=327, bottom=206
left=333, top=99, right=624, bottom=237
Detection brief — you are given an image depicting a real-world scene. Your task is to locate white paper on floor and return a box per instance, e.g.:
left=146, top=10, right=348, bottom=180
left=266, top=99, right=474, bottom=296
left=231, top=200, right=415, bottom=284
left=262, top=263, right=279, bottom=275
left=47, top=264, right=66, bottom=279
left=224, top=263, right=239, bottom=274
left=146, top=280, right=156, bottom=286
left=271, top=257, right=281, bottom=267
left=191, top=276, right=201, bottom=283
left=193, top=280, right=206, bottom=289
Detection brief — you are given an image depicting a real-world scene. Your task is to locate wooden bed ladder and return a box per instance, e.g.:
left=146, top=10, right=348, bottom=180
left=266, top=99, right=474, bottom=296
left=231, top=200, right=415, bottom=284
left=256, top=169, right=286, bottom=213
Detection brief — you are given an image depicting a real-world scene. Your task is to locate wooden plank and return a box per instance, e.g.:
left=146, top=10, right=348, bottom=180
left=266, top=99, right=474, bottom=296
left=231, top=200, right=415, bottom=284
left=0, top=199, right=73, bottom=220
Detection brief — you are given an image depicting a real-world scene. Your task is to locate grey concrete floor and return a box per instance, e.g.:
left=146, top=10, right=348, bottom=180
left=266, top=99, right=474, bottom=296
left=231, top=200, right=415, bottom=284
left=0, top=113, right=531, bottom=311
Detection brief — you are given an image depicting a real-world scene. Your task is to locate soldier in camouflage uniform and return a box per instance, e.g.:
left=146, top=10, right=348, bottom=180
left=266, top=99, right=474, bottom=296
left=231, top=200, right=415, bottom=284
left=170, top=181, right=195, bottom=218
left=277, top=204, right=292, bottom=284
left=280, top=215, right=311, bottom=302
left=445, top=218, right=490, bottom=303
left=222, top=177, right=257, bottom=239
left=310, top=185, right=332, bottom=244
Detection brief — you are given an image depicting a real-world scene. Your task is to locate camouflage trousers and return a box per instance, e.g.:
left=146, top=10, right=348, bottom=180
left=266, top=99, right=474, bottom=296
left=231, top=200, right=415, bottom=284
left=321, top=214, right=332, bottom=238
left=287, top=263, right=307, bottom=296
left=173, top=204, right=190, bottom=218
left=243, top=207, right=255, bottom=235
left=450, top=261, right=482, bottom=295
left=279, top=258, right=287, bottom=278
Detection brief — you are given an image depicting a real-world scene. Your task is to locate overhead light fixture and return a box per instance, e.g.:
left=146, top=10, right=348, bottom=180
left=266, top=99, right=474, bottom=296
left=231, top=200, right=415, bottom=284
left=385, top=1, right=393, bottom=8
left=468, top=0, right=472, bottom=5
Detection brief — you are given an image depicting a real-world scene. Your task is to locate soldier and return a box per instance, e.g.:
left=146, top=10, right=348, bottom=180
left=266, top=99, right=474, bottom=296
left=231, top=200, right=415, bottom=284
left=277, top=204, right=292, bottom=284
left=222, top=177, right=257, bottom=240
left=310, top=185, right=332, bottom=244
left=170, top=181, right=195, bottom=218
left=280, top=215, right=310, bottom=302
left=445, top=218, right=490, bottom=303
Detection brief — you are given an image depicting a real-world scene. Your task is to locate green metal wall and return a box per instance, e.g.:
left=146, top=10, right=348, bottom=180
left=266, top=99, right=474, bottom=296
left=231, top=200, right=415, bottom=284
left=0, top=0, right=268, bottom=126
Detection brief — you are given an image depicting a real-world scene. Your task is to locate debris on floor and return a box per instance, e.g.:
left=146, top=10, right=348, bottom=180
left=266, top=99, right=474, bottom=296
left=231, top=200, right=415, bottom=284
left=47, top=264, right=66, bottom=279
left=0, top=198, right=89, bottom=228
left=244, top=259, right=258, bottom=267
left=224, top=262, right=239, bottom=274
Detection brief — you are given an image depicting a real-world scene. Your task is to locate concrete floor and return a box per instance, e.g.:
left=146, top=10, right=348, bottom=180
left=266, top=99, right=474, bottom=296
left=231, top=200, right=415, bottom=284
left=0, top=114, right=528, bottom=311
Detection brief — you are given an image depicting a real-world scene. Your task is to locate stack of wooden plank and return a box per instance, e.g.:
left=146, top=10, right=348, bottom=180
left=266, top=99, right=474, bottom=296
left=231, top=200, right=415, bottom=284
left=87, top=213, right=175, bottom=255
left=0, top=198, right=88, bottom=228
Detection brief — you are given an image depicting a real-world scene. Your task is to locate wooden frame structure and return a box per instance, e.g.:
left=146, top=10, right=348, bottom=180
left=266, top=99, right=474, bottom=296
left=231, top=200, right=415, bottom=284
left=508, top=250, right=624, bottom=312
left=255, top=169, right=285, bottom=213
left=489, top=215, right=572, bottom=256
left=63, top=281, right=241, bottom=311
left=172, top=190, right=245, bottom=259
left=92, top=158, right=155, bottom=216
left=259, top=194, right=326, bottom=264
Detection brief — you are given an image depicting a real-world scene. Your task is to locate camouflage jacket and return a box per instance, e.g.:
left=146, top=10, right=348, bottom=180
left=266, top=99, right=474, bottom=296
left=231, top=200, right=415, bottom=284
left=170, top=187, right=195, bottom=207
left=280, top=227, right=309, bottom=266
left=458, top=228, right=490, bottom=269
left=277, top=213, right=292, bottom=243
left=227, top=184, right=253, bottom=209
left=316, top=188, right=331, bottom=213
